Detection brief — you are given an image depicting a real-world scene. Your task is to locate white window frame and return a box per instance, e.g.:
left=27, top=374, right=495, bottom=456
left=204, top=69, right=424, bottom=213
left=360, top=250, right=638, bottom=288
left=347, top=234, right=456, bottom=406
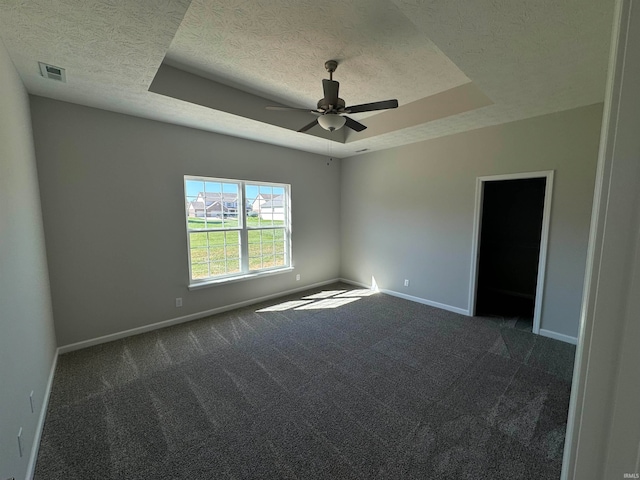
left=184, top=175, right=292, bottom=289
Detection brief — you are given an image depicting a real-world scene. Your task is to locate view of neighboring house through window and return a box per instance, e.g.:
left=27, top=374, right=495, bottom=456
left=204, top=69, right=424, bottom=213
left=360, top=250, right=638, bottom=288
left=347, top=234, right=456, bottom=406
left=184, top=176, right=290, bottom=283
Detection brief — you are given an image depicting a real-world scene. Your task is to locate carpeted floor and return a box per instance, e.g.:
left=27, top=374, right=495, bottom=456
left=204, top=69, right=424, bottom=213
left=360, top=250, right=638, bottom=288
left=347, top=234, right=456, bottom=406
left=35, top=282, right=576, bottom=479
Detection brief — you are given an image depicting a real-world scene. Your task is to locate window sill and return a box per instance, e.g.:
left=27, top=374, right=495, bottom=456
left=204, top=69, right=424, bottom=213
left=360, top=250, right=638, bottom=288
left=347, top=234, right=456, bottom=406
left=188, top=267, right=294, bottom=290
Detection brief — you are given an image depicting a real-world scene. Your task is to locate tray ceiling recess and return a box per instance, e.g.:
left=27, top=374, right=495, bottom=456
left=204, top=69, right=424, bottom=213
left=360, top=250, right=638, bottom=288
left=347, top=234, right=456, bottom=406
left=0, top=0, right=614, bottom=157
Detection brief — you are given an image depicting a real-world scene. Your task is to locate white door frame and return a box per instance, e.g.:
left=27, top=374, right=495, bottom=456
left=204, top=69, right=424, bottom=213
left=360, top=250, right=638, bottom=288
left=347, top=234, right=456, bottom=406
left=468, top=170, right=554, bottom=334
left=563, top=0, right=640, bottom=476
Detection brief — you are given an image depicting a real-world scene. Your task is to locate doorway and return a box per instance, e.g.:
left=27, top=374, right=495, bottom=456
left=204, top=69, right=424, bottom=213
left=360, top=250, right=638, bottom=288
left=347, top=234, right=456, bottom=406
left=469, top=171, right=554, bottom=334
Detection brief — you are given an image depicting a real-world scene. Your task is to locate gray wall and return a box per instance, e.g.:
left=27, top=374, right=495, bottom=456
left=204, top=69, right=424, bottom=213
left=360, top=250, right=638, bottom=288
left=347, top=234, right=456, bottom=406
left=30, top=97, right=341, bottom=347
left=340, top=104, right=602, bottom=338
left=0, top=42, right=57, bottom=479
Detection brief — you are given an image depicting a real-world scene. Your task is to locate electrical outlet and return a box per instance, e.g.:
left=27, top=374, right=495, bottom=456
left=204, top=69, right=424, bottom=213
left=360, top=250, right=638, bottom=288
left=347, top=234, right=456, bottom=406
left=404, top=279, right=409, bottom=287
left=29, top=391, right=34, bottom=413
left=296, top=274, right=300, bottom=281
left=175, top=297, right=182, bottom=308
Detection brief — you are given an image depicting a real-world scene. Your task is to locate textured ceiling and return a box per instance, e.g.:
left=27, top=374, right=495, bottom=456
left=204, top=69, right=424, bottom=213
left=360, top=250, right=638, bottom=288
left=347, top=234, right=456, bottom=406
left=165, top=0, right=470, bottom=111
left=0, top=0, right=615, bottom=158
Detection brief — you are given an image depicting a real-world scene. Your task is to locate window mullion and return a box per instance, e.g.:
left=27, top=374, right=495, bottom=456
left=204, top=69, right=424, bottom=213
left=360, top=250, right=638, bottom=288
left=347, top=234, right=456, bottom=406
left=239, top=182, right=249, bottom=273
left=223, top=231, right=228, bottom=274
left=274, top=227, right=278, bottom=268
left=205, top=226, right=211, bottom=279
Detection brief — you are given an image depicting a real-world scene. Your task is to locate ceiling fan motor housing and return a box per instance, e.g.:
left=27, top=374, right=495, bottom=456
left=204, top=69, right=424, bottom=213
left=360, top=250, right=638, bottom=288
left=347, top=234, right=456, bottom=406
left=318, top=97, right=345, bottom=112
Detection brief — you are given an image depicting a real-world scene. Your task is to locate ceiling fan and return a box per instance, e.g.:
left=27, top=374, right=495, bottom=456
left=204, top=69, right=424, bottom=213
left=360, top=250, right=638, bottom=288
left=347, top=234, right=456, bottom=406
left=266, top=60, right=398, bottom=133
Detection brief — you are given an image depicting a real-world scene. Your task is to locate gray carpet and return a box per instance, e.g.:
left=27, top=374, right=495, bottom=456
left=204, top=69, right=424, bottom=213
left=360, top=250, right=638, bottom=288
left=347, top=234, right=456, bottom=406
left=35, top=283, right=575, bottom=479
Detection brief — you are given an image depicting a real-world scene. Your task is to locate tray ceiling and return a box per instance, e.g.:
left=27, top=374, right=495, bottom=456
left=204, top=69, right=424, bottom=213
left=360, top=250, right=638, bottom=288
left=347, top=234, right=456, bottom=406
left=0, top=0, right=614, bottom=158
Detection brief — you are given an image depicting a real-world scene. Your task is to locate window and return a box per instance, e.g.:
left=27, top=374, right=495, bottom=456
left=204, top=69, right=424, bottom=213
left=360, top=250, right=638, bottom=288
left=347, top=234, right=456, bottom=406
left=184, top=176, right=291, bottom=285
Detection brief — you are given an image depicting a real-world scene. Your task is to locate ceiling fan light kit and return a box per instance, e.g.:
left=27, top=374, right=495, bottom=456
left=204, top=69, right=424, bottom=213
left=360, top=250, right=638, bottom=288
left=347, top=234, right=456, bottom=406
left=266, top=60, right=398, bottom=134
left=317, top=113, right=346, bottom=131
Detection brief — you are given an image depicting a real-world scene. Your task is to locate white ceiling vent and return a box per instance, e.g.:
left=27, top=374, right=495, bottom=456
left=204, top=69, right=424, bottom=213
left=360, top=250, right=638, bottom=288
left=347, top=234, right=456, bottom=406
left=38, top=62, right=66, bottom=82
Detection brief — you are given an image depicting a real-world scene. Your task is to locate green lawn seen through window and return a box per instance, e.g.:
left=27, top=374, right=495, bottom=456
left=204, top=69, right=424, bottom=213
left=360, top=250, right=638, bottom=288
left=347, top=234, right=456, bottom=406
left=188, top=216, right=287, bottom=279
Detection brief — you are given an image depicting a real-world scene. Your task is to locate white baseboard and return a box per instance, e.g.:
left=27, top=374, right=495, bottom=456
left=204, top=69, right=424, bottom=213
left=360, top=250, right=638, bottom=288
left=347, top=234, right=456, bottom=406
left=58, top=278, right=341, bottom=354
left=539, top=328, right=578, bottom=345
left=380, top=288, right=470, bottom=316
left=338, top=277, right=470, bottom=316
left=26, top=349, right=58, bottom=480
